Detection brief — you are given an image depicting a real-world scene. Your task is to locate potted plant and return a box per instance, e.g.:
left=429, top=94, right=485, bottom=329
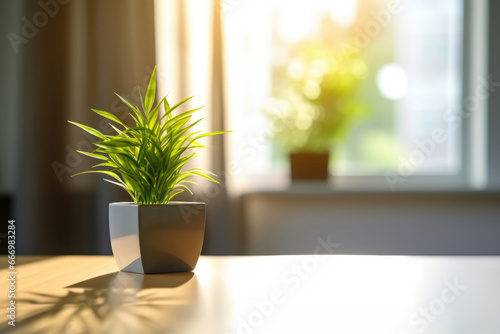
left=69, top=67, right=227, bottom=274
left=265, top=92, right=331, bottom=180
left=266, top=43, right=367, bottom=181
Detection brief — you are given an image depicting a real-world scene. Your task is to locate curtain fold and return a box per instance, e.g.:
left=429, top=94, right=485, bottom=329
left=15, top=0, right=156, bottom=254
left=154, top=0, right=233, bottom=254
left=205, top=0, right=233, bottom=254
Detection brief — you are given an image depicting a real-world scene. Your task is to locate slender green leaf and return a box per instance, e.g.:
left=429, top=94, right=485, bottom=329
left=69, top=121, right=106, bottom=140
left=91, top=109, right=125, bottom=126
left=144, top=67, right=156, bottom=114
left=71, top=170, right=122, bottom=181
left=138, top=87, right=146, bottom=112
left=147, top=97, right=164, bottom=129
left=174, top=184, right=193, bottom=195
left=103, top=179, right=136, bottom=201
left=115, top=93, right=145, bottom=124
left=77, top=150, right=107, bottom=161
left=160, top=95, right=193, bottom=121
left=98, top=138, right=140, bottom=148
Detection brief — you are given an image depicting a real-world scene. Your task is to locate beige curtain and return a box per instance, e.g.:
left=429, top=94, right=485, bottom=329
left=15, top=0, right=156, bottom=254
left=154, top=0, right=234, bottom=254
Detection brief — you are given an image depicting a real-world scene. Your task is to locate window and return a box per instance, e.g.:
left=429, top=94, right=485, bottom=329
left=223, top=0, right=476, bottom=191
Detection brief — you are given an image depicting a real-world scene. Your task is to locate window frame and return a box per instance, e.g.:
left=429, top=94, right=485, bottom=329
left=222, top=0, right=496, bottom=193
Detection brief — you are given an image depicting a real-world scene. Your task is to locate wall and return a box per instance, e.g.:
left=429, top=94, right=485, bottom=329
left=488, top=0, right=500, bottom=188
left=0, top=1, right=21, bottom=194
left=242, top=191, right=500, bottom=255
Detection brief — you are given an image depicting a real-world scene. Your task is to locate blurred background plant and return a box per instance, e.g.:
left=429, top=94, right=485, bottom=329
left=265, top=20, right=369, bottom=157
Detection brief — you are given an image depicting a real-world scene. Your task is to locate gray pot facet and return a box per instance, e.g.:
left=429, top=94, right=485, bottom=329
left=109, top=202, right=205, bottom=274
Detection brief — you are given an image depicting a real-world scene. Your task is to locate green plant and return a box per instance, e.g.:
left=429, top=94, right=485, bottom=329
left=69, top=67, right=227, bottom=205
left=266, top=41, right=367, bottom=153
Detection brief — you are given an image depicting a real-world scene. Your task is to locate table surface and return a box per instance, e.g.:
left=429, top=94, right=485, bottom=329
left=1, top=255, right=500, bottom=334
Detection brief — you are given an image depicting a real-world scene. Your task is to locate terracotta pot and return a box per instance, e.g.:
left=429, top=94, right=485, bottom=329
left=290, top=152, right=329, bottom=180
left=109, top=202, right=205, bottom=274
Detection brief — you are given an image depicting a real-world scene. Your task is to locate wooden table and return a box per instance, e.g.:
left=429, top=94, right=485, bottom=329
left=1, top=255, right=500, bottom=333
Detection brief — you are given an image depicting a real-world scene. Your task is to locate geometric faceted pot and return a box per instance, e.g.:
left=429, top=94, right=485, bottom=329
left=109, top=202, right=205, bottom=274
left=290, top=152, right=330, bottom=181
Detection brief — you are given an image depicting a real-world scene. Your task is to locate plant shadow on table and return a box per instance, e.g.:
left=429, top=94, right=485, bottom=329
left=14, top=271, right=199, bottom=334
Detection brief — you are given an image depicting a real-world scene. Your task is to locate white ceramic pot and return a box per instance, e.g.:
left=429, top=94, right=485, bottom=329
left=109, top=202, right=205, bottom=274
